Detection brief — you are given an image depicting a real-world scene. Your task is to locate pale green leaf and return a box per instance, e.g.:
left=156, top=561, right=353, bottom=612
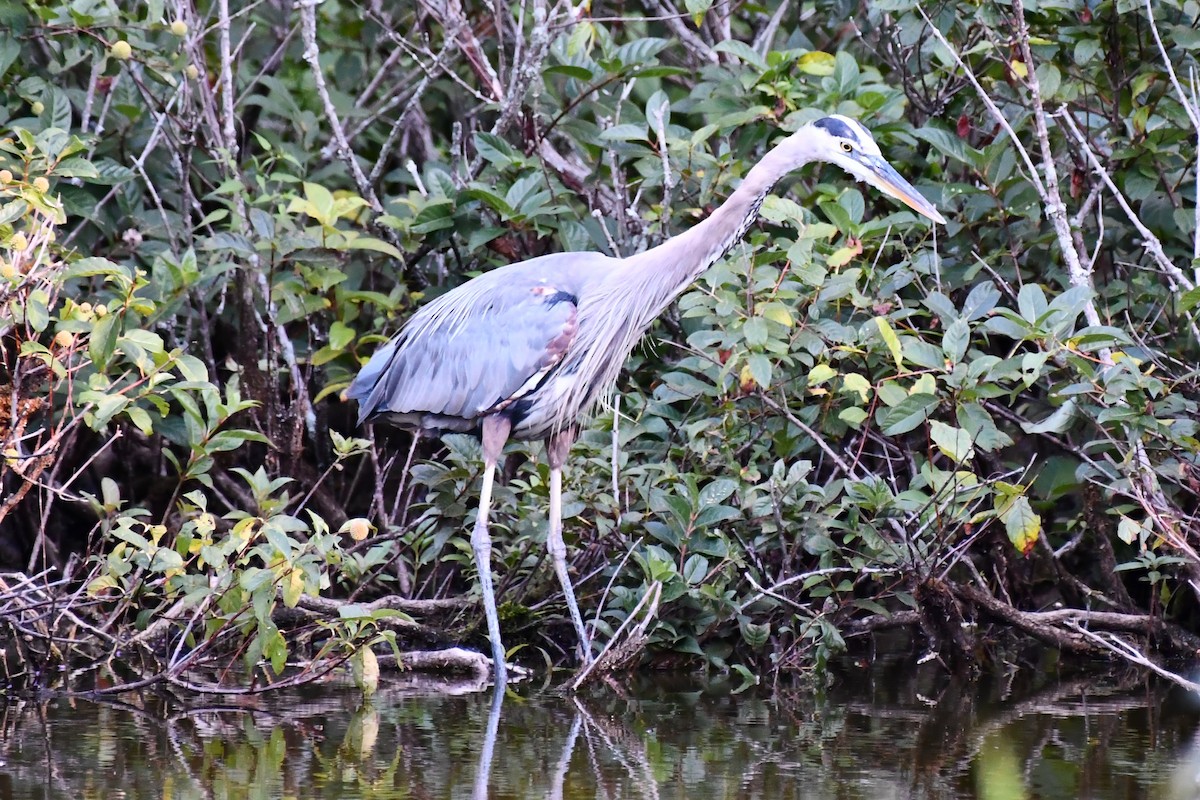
left=875, top=317, right=903, bottom=370
left=929, top=420, right=974, bottom=462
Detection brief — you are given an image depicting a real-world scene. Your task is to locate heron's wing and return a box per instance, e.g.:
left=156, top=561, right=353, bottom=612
left=349, top=279, right=580, bottom=427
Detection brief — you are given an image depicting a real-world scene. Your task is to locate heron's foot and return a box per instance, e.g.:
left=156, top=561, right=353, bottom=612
left=491, top=660, right=532, bottom=684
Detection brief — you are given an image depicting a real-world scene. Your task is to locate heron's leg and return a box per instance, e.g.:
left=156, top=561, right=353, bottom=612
left=546, top=428, right=593, bottom=666
left=475, top=415, right=512, bottom=685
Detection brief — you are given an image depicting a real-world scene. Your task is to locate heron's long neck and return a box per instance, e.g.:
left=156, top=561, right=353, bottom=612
left=558, top=132, right=818, bottom=426
left=622, top=136, right=815, bottom=315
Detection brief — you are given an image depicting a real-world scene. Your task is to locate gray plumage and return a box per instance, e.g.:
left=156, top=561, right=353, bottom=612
left=351, top=251, right=611, bottom=434
left=348, top=115, right=945, bottom=686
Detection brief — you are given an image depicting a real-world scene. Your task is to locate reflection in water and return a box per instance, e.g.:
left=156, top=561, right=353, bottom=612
left=0, top=667, right=1196, bottom=799
left=475, top=688, right=504, bottom=800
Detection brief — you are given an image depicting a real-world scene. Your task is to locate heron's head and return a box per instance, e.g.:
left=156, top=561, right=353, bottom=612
left=801, top=115, right=946, bottom=225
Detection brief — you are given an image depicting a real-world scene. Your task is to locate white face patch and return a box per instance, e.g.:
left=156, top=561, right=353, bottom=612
left=826, top=114, right=882, bottom=157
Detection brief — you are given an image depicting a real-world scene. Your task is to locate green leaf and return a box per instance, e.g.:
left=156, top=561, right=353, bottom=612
left=877, top=381, right=908, bottom=407
left=957, top=403, right=1013, bottom=452
left=682, top=554, right=709, bottom=585
left=463, top=187, right=515, bottom=217
left=0, top=198, right=26, bottom=225
left=302, top=182, right=336, bottom=225
left=1021, top=398, right=1077, bottom=434
left=1034, top=63, right=1061, bottom=99
left=840, top=372, right=871, bottom=402
left=54, top=157, right=100, bottom=179
left=25, top=293, right=49, bottom=331
left=543, top=64, right=594, bottom=80
left=89, top=313, right=118, bottom=371
left=176, top=354, right=209, bottom=382
left=474, top=132, right=519, bottom=165
left=914, top=126, right=984, bottom=169
left=929, top=420, right=974, bottom=462
left=874, top=317, right=903, bottom=370
left=0, top=36, right=18, bottom=82
left=409, top=201, right=456, bottom=234
left=1179, top=285, right=1200, bottom=313
left=1017, top=284, right=1048, bottom=324
left=797, top=51, right=836, bottom=76
left=943, top=319, right=969, bottom=365
left=838, top=406, right=868, bottom=427
left=122, top=329, right=163, bottom=351
left=125, top=405, right=154, bottom=435
left=923, top=291, right=959, bottom=325
left=962, top=281, right=1001, bottom=321
left=759, top=301, right=793, bottom=327
left=1000, top=495, right=1040, bottom=555
left=339, top=603, right=372, bottom=620
left=600, top=123, right=648, bottom=142
left=342, top=236, right=403, bottom=259
left=65, top=257, right=128, bottom=280
left=902, top=338, right=944, bottom=370
left=611, top=37, right=669, bottom=68
left=742, top=317, right=769, bottom=347
left=827, top=246, right=857, bottom=268
left=1075, top=38, right=1100, bottom=63
left=746, top=353, right=772, bottom=388
left=328, top=320, right=355, bottom=350
left=698, top=478, right=737, bottom=509
left=1117, top=516, right=1143, bottom=545
left=713, top=40, right=766, bottom=69
left=352, top=647, right=379, bottom=697
left=807, top=363, right=836, bottom=386
left=877, top=393, right=938, bottom=435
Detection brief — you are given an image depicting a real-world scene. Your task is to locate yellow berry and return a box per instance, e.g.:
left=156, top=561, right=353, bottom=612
left=31, top=101, right=44, bottom=115
left=94, top=303, right=108, bottom=318
left=0, top=260, right=15, bottom=279
left=170, top=20, right=187, bottom=36
left=54, top=330, right=74, bottom=348
left=33, top=177, right=49, bottom=193
left=340, top=517, right=374, bottom=541
left=10, top=232, right=28, bottom=250
left=110, top=40, right=133, bottom=60
left=0, top=170, right=11, bottom=184
left=185, top=64, right=199, bottom=80
left=78, top=301, right=93, bottom=315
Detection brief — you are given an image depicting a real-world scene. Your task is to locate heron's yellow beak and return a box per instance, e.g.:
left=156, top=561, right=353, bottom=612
left=860, top=155, right=947, bottom=225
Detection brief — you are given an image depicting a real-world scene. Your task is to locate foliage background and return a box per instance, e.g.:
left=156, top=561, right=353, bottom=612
left=2, top=0, right=1199, bottom=689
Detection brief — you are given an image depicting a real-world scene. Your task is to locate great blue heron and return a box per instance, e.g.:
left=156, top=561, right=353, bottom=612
left=349, top=115, right=945, bottom=685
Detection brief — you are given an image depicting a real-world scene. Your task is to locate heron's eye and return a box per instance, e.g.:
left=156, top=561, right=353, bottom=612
left=840, top=141, right=854, bottom=153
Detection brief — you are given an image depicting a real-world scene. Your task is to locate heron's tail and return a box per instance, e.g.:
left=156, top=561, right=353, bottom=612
left=347, top=337, right=400, bottom=426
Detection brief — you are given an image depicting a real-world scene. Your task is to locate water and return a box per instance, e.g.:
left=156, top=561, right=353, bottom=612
left=1, top=667, right=1197, bottom=799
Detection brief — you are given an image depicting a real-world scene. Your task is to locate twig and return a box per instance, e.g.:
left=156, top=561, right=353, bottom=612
left=297, top=0, right=379, bottom=210
left=1009, top=0, right=1101, bottom=328
left=739, top=566, right=892, bottom=612
left=1065, top=621, right=1200, bottom=693
left=1055, top=111, right=1195, bottom=294
left=651, top=0, right=719, bottom=63
left=568, top=580, right=661, bottom=691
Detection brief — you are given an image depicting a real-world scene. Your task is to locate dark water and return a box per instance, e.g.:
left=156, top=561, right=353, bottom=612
left=1, top=667, right=1198, bottom=799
